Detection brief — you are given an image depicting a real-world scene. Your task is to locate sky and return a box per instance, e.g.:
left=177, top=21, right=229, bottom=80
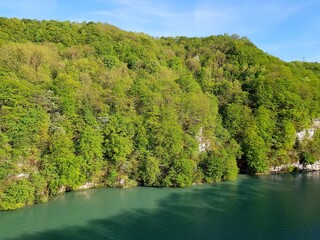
left=0, top=0, right=319, bottom=62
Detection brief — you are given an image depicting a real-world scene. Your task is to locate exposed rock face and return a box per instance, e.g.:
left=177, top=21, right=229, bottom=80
left=77, top=182, right=95, bottom=190
left=297, top=119, right=320, bottom=142
left=58, top=186, right=73, bottom=192
left=196, top=127, right=210, bottom=152
left=15, top=173, right=29, bottom=179
left=270, top=160, right=320, bottom=173
left=58, top=185, right=67, bottom=193
left=303, top=160, right=320, bottom=171
left=270, top=119, right=320, bottom=174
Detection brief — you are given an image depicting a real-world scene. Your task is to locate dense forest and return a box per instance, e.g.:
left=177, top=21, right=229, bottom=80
left=1, top=17, right=320, bottom=210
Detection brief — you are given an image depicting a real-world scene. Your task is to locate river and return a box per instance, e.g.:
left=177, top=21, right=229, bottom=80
left=1, top=172, right=320, bottom=239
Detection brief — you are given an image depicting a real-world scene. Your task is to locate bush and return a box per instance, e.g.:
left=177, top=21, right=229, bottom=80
left=0, top=179, right=35, bottom=210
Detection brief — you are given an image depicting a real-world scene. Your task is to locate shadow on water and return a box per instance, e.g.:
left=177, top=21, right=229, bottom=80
left=6, top=172, right=320, bottom=240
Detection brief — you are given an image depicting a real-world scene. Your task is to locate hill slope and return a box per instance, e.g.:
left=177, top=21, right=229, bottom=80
left=1, top=17, right=320, bottom=210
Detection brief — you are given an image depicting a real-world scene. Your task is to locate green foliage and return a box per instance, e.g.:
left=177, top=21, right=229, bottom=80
left=42, top=130, right=84, bottom=194
left=0, top=17, right=320, bottom=210
left=104, top=113, right=134, bottom=163
left=165, top=158, right=195, bottom=187
left=0, top=179, right=35, bottom=210
left=242, top=129, right=269, bottom=173
left=300, top=152, right=317, bottom=165
left=29, top=173, right=48, bottom=203
left=298, top=129, right=320, bottom=165
left=76, top=125, right=104, bottom=179
left=139, top=154, right=160, bottom=186
left=200, top=144, right=239, bottom=183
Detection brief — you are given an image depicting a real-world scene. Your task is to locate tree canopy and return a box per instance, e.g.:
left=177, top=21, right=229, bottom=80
left=0, top=17, right=320, bottom=210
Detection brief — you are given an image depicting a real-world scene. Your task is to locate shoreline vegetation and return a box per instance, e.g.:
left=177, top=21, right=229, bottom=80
left=0, top=17, right=320, bottom=210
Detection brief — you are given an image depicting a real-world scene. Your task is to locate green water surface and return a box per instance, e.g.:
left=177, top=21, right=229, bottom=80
left=1, top=172, right=320, bottom=240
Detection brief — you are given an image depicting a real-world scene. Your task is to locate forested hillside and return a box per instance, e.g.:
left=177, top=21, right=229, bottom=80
left=1, top=17, right=320, bottom=210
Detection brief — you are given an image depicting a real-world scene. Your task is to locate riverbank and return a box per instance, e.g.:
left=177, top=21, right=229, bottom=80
left=2, top=172, right=320, bottom=240
left=269, top=160, right=320, bottom=174
left=72, top=161, right=320, bottom=191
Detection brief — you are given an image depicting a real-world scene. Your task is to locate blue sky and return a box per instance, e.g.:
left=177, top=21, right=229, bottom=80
left=0, top=0, right=319, bottom=62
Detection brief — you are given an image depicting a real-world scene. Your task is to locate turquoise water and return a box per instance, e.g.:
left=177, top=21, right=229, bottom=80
left=1, top=172, right=320, bottom=239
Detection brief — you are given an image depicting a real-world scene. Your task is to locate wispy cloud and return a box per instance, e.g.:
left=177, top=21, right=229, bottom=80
left=88, top=0, right=312, bottom=37
left=307, top=55, right=320, bottom=62
left=89, top=0, right=190, bottom=35
left=89, top=0, right=320, bottom=61
left=191, top=1, right=308, bottom=36
left=259, top=39, right=320, bottom=62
